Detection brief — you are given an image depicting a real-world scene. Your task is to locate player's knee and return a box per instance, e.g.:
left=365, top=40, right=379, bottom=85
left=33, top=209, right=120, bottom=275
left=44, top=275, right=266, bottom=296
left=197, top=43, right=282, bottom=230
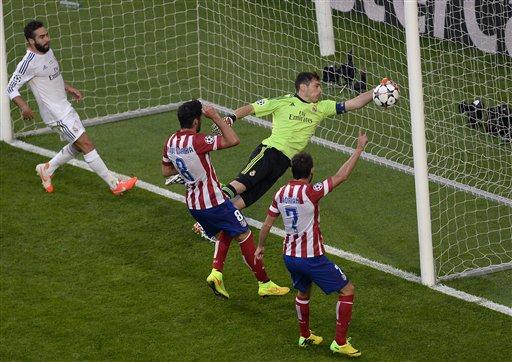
left=233, top=196, right=246, bottom=210
left=74, top=133, right=95, bottom=153
left=231, top=180, right=247, bottom=194
left=340, top=281, right=355, bottom=296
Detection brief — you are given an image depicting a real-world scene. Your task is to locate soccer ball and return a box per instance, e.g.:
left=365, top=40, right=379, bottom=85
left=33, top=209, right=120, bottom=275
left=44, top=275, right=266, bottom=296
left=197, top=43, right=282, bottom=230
left=373, top=81, right=399, bottom=108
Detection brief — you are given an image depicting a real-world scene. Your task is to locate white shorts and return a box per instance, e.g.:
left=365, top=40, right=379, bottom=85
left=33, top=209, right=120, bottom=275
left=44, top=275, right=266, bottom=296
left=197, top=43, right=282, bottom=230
left=51, top=109, right=85, bottom=143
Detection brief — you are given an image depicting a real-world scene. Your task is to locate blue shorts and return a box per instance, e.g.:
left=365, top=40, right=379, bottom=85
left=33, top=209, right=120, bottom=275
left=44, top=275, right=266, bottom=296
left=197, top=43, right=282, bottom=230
left=283, top=255, right=349, bottom=294
left=189, top=200, right=249, bottom=238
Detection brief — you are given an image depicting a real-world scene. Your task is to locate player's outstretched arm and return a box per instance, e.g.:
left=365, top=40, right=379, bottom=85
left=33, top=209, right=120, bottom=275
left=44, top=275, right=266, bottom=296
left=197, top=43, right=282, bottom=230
left=234, top=104, right=254, bottom=119
left=345, top=78, right=398, bottom=111
left=330, top=130, right=368, bottom=188
left=203, top=105, right=240, bottom=148
left=344, top=89, right=373, bottom=111
left=255, top=214, right=278, bottom=262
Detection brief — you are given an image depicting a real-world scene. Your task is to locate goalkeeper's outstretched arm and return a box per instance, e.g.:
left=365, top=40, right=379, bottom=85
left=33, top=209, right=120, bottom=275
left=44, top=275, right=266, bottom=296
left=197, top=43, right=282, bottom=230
left=344, top=90, right=373, bottom=111
left=344, top=78, right=399, bottom=111
left=233, top=104, right=255, bottom=119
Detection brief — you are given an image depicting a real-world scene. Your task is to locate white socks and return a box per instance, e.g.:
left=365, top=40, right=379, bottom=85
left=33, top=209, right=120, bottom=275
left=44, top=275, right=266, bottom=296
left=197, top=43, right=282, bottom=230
left=47, top=144, right=80, bottom=175
left=83, top=149, right=118, bottom=189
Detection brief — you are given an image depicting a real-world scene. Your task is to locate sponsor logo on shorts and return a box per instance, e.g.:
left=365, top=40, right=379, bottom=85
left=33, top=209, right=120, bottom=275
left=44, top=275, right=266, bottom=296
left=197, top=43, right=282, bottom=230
left=249, top=170, right=256, bottom=176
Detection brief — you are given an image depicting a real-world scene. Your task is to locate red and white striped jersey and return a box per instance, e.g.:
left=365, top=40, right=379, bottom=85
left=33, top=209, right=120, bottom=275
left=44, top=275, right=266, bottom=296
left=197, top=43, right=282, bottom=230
left=162, top=129, right=226, bottom=210
left=268, top=178, right=334, bottom=258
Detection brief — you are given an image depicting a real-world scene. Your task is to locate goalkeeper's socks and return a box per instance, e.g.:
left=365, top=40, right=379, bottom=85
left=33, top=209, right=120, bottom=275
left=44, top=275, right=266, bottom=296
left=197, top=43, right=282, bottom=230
left=295, top=297, right=310, bottom=338
left=238, top=231, right=270, bottom=282
left=212, top=232, right=232, bottom=271
left=335, top=294, right=354, bottom=345
left=48, top=144, right=80, bottom=174
left=222, top=184, right=237, bottom=199
left=83, top=149, right=118, bottom=189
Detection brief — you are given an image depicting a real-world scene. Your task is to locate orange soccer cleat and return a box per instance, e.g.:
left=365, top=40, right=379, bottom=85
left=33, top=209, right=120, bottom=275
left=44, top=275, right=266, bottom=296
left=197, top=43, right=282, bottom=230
left=35, top=163, right=54, bottom=193
left=111, top=176, right=138, bottom=195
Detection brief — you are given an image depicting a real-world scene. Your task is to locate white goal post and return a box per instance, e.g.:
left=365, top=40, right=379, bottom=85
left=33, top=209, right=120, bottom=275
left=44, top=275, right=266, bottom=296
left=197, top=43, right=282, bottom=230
left=1, top=1, right=510, bottom=285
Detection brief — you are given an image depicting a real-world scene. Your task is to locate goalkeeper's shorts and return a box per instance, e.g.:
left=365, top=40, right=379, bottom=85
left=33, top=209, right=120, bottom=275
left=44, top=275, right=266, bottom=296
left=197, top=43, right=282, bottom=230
left=236, top=144, right=291, bottom=208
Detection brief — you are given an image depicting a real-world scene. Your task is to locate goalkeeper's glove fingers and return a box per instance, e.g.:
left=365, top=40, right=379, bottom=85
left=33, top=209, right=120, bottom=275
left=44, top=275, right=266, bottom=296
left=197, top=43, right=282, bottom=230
left=380, top=77, right=399, bottom=90
left=224, top=114, right=236, bottom=126
left=211, top=114, right=236, bottom=136
left=165, top=174, right=185, bottom=185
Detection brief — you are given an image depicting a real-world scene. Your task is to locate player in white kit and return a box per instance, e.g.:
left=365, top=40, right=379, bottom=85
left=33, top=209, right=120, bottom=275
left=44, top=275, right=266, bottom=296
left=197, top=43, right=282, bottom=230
left=6, top=20, right=137, bottom=195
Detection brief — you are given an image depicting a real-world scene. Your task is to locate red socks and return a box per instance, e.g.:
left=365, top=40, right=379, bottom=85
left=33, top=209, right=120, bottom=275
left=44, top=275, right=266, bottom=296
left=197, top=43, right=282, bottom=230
left=238, top=231, right=269, bottom=282
left=212, top=231, right=231, bottom=271
left=295, top=297, right=310, bottom=338
left=335, top=294, right=354, bottom=345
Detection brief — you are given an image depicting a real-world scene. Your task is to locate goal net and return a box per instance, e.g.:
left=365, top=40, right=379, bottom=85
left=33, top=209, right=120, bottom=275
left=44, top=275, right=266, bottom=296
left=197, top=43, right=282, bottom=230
left=3, top=0, right=511, bottom=281
left=198, top=0, right=511, bottom=280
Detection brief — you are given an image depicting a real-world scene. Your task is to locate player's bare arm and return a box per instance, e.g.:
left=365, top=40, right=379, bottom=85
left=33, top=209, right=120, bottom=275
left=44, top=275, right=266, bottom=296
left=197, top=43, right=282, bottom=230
left=234, top=104, right=254, bottom=119
left=12, top=96, right=34, bottom=119
left=330, top=130, right=368, bottom=188
left=219, top=104, right=255, bottom=127
left=255, top=214, right=278, bottom=261
left=64, top=82, right=83, bottom=102
left=203, top=105, right=240, bottom=148
left=345, top=78, right=398, bottom=111
left=344, top=89, right=374, bottom=111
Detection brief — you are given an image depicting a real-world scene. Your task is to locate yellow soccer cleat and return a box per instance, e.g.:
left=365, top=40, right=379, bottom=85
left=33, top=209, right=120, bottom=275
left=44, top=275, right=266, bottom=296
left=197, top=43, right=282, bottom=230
left=330, top=338, right=361, bottom=357
left=298, top=331, right=323, bottom=348
left=257, top=280, right=290, bottom=297
left=206, top=269, right=230, bottom=299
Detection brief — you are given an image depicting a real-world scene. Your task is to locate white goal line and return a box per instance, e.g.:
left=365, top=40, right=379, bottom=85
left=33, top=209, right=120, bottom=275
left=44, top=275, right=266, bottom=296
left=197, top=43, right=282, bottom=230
left=7, top=139, right=512, bottom=318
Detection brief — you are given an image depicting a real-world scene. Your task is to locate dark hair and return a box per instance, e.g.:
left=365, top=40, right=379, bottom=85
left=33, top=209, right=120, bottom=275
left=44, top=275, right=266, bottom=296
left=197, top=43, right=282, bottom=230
left=295, top=72, right=320, bottom=91
left=177, top=99, right=202, bottom=128
left=291, top=152, right=314, bottom=179
left=24, top=20, right=44, bottom=41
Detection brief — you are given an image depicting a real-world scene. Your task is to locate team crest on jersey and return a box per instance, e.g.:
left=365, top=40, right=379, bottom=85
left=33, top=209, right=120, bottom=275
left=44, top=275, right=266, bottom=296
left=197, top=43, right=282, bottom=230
left=256, top=99, right=266, bottom=106
left=313, top=182, right=323, bottom=191
left=204, top=135, right=215, bottom=144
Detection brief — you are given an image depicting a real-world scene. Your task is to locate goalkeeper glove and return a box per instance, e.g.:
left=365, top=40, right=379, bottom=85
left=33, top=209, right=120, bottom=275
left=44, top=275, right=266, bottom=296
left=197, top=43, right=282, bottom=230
left=165, top=174, right=185, bottom=185
left=211, top=114, right=236, bottom=136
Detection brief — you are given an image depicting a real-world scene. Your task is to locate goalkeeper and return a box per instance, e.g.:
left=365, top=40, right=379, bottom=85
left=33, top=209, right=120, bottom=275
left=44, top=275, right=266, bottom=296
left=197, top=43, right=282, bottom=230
left=217, top=72, right=391, bottom=210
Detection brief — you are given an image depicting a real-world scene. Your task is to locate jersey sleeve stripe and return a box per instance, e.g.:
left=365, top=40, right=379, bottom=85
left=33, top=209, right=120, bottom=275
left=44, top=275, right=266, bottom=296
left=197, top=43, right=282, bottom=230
left=19, top=53, right=35, bottom=75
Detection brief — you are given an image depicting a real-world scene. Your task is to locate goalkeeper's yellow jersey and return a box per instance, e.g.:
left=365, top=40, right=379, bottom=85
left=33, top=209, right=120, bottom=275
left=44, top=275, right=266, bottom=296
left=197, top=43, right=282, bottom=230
left=252, top=94, right=340, bottom=159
